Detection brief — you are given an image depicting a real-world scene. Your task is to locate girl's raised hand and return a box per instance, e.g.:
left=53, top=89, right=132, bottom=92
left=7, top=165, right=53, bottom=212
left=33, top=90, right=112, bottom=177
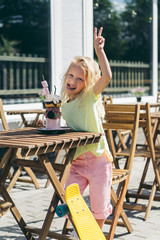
left=94, top=27, right=105, bottom=54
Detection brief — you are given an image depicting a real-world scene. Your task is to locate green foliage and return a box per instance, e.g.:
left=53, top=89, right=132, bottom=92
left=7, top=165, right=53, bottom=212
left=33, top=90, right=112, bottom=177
left=0, top=35, right=19, bottom=54
left=94, top=0, right=158, bottom=63
left=120, top=0, right=152, bottom=62
left=94, top=0, right=127, bottom=60
left=0, top=0, right=50, bottom=57
left=0, top=0, right=159, bottom=62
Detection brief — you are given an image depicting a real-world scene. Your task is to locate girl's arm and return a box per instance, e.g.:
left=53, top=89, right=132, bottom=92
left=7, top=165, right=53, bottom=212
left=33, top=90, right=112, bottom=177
left=93, top=27, right=112, bottom=96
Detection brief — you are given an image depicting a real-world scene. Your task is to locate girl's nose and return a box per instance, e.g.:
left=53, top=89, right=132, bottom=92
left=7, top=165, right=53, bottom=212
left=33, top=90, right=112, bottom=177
left=69, top=78, right=76, bottom=85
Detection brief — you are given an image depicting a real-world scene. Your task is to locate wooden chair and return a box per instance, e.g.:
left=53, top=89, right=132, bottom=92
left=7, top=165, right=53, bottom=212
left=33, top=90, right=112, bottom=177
left=157, top=92, right=160, bottom=103
left=103, top=95, right=132, bottom=156
left=121, top=103, right=160, bottom=220
left=153, top=92, right=160, bottom=113
left=0, top=148, right=13, bottom=218
left=0, top=98, right=40, bottom=192
left=103, top=104, right=140, bottom=240
left=103, top=95, right=113, bottom=105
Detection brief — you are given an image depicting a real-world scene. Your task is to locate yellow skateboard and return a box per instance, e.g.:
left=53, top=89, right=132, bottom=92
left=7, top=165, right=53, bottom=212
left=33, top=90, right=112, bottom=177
left=65, top=183, right=106, bottom=240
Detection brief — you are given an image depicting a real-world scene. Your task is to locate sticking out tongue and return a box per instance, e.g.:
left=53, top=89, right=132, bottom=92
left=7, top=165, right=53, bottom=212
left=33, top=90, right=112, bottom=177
left=67, top=83, right=76, bottom=90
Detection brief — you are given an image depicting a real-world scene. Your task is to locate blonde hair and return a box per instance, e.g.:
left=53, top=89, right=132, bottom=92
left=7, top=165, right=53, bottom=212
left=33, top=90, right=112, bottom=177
left=61, top=56, right=105, bottom=119
left=61, top=56, right=100, bottom=102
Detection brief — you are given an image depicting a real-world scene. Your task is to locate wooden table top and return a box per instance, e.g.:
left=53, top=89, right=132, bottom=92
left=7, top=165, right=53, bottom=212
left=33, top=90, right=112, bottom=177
left=0, top=128, right=102, bottom=157
left=150, top=111, right=160, bottom=118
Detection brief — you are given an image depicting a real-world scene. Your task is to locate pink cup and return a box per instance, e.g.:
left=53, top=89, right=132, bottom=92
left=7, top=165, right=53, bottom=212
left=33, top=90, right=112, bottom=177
left=46, top=118, right=60, bottom=130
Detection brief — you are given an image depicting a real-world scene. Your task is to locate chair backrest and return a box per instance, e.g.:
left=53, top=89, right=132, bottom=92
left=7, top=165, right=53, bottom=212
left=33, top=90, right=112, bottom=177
left=0, top=99, right=9, bottom=131
left=157, top=92, right=160, bottom=102
left=103, top=104, right=140, bottom=171
left=139, top=103, right=155, bottom=160
left=103, top=95, right=113, bottom=105
left=139, top=103, right=160, bottom=188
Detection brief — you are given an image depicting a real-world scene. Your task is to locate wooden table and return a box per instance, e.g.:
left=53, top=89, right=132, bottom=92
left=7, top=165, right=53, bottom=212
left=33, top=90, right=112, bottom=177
left=0, top=127, right=102, bottom=240
left=6, top=109, right=45, bottom=127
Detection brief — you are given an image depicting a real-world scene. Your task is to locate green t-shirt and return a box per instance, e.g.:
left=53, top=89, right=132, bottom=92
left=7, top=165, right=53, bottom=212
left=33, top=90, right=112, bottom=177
left=61, top=88, right=112, bottom=161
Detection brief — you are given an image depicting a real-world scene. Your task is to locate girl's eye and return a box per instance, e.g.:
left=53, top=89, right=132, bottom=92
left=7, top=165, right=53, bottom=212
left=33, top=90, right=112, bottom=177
left=68, top=74, right=73, bottom=77
left=78, top=78, right=84, bottom=82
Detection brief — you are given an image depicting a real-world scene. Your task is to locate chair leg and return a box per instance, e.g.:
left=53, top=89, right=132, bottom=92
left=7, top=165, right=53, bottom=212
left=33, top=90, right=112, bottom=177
left=62, top=218, right=71, bottom=234
left=8, top=171, right=12, bottom=180
left=108, top=183, right=129, bottom=240
left=120, top=206, right=133, bottom=233
left=7, top=166, right=40, bottom=192
left=110, top=186, right=133, bottom=233
left=135, top=158, right=150, bottom=203
left=106, top=178, right=132, bottom=240
left=7, top=167, right=23, bottom=192
left=45, top=178, right=50, bottom=188
left=24, top=167, right=40, bottom=189
left=152, top=161, right=160, bottom=189
left=144, top=178, right=157, bottom=220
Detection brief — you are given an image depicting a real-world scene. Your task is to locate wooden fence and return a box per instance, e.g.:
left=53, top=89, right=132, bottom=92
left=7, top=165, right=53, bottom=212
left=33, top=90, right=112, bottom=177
left=0, top=53, right=160, bottom=103
left=105, top=60, right=151, bottom=94
left=0, top=53, right=49, bottom=98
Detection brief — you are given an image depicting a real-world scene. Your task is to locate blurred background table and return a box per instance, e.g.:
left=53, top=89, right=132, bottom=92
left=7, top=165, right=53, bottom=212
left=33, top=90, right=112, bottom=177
left=6, top=109, right=45, bottom=127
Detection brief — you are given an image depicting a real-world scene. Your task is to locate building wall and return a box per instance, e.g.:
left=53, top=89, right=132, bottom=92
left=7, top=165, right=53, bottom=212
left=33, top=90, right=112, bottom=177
left=62, top=0, right=83, bottom=70
left=50, top=0, right=93, bottom=94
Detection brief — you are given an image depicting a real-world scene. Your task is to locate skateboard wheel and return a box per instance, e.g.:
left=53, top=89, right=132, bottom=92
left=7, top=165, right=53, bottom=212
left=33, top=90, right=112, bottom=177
left=55, top=203, right=69, bottom=217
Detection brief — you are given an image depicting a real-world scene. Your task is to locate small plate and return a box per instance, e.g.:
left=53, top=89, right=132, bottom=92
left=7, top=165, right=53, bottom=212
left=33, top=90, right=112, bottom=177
left=38, top=127, right=72, bottom=134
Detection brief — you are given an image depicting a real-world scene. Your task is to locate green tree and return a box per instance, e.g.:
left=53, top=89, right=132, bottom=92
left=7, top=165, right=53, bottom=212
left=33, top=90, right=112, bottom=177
left=94, top=0, right=127, bottom=60
left=94, top=0, right=159, bottom=63
left=120, top=0, right=153, bottom=62
left=0, top=0, right=50, bottom=57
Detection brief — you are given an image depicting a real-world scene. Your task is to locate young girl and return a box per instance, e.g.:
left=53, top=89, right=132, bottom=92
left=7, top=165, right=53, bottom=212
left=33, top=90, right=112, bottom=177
left=61, top=27, right=113, bottom=230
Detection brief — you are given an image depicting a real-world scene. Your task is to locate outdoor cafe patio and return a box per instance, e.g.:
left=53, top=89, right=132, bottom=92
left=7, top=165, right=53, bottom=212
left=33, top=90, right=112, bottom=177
left=0, top=0, right=160, bottom=239
left=0, top=125, right=160, bottom=240
left=0, top=100, right=160, bottom=240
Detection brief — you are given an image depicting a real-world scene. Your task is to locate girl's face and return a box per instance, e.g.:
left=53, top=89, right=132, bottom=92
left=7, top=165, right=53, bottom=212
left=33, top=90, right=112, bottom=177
left=65, top=64, right=86, bottom=100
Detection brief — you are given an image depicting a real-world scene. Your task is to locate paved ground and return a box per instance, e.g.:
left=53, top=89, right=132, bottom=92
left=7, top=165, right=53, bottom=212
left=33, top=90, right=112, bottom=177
left=0, top=129, right=160, bottom=240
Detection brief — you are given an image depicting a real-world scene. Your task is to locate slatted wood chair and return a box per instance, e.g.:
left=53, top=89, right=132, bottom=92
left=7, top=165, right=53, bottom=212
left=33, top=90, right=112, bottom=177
left=103, top=96, right=132, bottom=160
left=103, top=104, right=140, bottom=240
left=121, top=103, right=160, bottom=220
left=0, top=148, right=13, bottom=218
left=157, top=92, right=160, bottom=103
left=103, top=95, right=113, bottom=105
left=0, top=98, right=40, bottom=192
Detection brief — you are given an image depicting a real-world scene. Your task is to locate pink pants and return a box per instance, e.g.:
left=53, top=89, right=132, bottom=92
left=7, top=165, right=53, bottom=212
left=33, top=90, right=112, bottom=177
left=65, top=151, right=112, bottom=219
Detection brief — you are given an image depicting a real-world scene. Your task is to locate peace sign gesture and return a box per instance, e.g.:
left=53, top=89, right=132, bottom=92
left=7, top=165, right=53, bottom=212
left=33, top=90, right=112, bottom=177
left=93, top=26, right=112, bottom=96
left=94, top=27, right=105, bottom=54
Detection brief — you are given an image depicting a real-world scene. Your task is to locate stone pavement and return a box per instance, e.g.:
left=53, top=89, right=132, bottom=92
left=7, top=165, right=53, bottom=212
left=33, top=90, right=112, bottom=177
left=0, top=129, right=160, bottom=240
